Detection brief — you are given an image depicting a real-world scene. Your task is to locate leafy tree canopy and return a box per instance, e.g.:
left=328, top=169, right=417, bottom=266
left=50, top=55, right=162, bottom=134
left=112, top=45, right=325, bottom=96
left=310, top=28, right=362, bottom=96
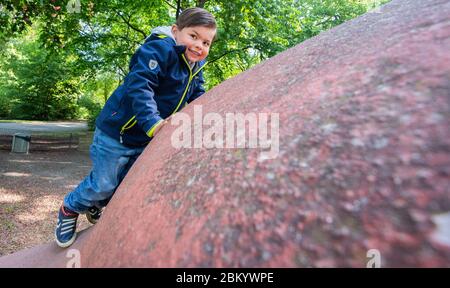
left=0, top=0, right=389, bottom=120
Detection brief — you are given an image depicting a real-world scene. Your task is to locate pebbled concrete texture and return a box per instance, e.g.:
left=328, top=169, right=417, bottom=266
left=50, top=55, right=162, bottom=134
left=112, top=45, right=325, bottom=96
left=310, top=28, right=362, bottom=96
left=1, top=0, right=449, bottom=267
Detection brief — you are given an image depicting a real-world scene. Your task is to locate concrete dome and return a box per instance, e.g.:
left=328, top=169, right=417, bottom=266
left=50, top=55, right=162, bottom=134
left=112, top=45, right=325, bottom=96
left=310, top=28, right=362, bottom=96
left=1, top=0, right=449, bottom=267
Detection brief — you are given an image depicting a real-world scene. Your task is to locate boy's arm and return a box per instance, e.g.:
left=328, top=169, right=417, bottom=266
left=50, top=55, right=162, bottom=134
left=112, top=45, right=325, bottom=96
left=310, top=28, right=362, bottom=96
left=126, top=41, right=171, bottom=137
left=187, top=70, right=206, bottom=104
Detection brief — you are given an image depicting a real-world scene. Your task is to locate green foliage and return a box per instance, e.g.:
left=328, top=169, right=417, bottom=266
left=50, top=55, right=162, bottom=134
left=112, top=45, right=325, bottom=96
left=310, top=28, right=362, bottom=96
left=0, top=0, right=390, bottom=121
left=0, top=94, right=14, bottom=118
left=77, top=71, right=118, bottom=130
left=0, top=1, right=43, bottom=43
left=77, top=95, right=101, bottom=130
left=0, top=24, right=82, bottom=120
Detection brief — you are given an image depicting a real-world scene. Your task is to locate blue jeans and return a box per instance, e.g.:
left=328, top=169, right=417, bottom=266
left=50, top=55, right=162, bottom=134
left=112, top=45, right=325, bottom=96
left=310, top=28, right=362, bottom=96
left=64, top=128, right=145, bottom=213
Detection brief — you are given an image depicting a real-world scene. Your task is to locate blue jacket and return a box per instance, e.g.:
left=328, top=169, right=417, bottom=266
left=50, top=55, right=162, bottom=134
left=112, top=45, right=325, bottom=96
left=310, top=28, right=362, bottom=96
left=95, top=32, right=206, bottom=147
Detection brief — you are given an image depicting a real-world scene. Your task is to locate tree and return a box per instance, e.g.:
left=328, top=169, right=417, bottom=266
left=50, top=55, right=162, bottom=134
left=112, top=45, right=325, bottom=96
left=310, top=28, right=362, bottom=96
left=0, top=23, right=82, bottom=120
left=0, top=0, right=390, bottom=120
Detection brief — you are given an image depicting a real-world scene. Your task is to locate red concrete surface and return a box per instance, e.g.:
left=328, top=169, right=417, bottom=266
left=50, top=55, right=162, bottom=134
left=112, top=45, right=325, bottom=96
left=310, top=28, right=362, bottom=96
left=1, top=0, right=449, bottom=267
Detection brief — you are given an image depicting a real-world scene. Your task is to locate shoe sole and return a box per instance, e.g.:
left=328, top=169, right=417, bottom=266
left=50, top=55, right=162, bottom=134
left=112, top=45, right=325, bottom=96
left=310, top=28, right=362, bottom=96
left=55, top=230, right=77, bottom=248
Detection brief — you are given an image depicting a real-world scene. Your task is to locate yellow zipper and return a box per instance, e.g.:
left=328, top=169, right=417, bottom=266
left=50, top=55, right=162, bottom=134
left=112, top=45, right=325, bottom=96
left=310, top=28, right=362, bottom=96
left=119, top=116, right=137, bottom=143
left=119, top=56, right=207, bottom=143
left=171, top=54, right=207, bottom=115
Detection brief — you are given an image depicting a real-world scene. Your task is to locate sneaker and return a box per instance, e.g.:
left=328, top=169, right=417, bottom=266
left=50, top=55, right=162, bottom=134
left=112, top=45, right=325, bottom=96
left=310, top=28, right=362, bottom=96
left=86, top=206, right=103, bottom=224
left=55, top=206, right=78, bottom=248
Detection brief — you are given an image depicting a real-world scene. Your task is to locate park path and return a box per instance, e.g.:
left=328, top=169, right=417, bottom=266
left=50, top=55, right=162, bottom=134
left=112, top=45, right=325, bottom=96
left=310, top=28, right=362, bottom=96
left=0, top=121, right=88, bottom=135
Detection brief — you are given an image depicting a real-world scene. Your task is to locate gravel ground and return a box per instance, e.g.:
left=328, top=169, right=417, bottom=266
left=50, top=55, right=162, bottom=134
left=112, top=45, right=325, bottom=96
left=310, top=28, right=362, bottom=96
left=0, top=150, right=92, bottom=256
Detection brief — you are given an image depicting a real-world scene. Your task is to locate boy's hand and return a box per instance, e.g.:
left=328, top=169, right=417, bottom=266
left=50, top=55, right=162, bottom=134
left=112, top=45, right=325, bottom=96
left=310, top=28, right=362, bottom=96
left=152, top=115, right=173, bottom=136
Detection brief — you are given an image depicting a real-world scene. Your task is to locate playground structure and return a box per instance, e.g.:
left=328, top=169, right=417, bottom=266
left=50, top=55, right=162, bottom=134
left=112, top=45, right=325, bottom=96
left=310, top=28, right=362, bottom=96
left=0, top=0, right=449, bottom=267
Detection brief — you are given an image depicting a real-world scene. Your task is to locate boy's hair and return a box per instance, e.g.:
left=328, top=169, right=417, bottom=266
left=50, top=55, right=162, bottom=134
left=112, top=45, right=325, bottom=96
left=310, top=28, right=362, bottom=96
left=176, top=7, right=217, bottom=31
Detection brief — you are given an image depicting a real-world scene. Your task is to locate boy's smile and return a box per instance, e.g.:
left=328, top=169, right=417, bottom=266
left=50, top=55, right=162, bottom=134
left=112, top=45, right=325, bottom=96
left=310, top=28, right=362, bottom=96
left=172, top=25, right=216, bottom=63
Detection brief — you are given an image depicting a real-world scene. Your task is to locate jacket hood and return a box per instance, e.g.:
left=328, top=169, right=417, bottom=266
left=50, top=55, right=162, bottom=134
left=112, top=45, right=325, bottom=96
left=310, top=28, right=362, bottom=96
left=150, top=26, right=175, bottom=41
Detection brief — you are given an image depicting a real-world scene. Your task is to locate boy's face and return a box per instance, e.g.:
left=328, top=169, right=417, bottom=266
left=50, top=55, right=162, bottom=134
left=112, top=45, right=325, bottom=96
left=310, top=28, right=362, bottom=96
left=172, top=25, right=216, bottom=63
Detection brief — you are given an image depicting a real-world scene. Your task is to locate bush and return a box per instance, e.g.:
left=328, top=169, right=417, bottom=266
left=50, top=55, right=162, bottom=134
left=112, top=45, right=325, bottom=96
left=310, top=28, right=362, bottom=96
left=0, top=94, right=13, bottom=118
left=87, top=105, right=102, bottom=131
left=78, top=95, right=103, bottom=131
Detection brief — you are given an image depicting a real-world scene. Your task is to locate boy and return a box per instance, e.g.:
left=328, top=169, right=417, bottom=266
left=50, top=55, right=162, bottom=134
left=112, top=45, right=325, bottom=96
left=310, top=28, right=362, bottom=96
left=55, top=8, right=217, bottom=248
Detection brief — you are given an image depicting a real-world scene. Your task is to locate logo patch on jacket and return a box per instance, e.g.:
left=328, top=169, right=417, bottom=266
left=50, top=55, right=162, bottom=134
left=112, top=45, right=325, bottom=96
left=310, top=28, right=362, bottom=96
left=149, top=59, right=158, bottom=70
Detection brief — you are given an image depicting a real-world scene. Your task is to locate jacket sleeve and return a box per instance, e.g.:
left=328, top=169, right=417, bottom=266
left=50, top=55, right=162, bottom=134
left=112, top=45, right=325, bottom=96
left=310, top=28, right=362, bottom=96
left=125, top=41, right=170, bottom=137
left=187, top=70, right=206, bottom=104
